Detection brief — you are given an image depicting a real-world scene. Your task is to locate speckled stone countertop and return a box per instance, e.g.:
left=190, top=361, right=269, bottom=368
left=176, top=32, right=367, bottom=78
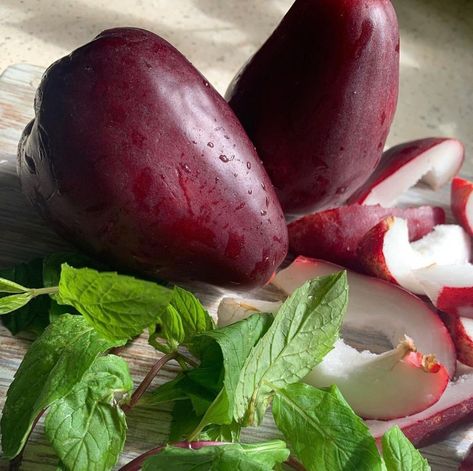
left=1, top=0, right=472, bottom=170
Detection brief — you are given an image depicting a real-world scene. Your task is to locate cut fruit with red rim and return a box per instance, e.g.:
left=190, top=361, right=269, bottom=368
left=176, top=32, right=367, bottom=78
left=288, top=205, right=445, bottom=270
left=452, top=177, right=473, bottom=236
left=439, top=312, right=473, bottom=367
left=367, top=371, right=473, bottom=447
left=271, top=257, right=456, bottom=377
left=415, top=264, right=473, bottom=318
left=217, top=298, right=281, bottom=327
left=358, top=217, right=471, bottom=294
left=348, top=138, right=465, bottom=207
left=304, top=336, right=449, bottom=420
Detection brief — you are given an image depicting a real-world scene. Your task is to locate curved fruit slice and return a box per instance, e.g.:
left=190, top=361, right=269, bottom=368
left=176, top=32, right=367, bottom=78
left=17, top=27, right=288, bottom=288
left=348, top=138, right=465, bottom=206
left=226, top=0, right=399, bottom=214
left=288, top=205, right=445, bottom=270
left=414, top=264, right=473, bottom=318
left=358, top=218, right=471, bottom=294
left=452, top=177, right=473, bottom=236
left=305, top=337, right=448, bottom=420
left=272, top=257, right=456, bottom=377
left=439, top=312, right=473, bottom=367
left=217, top=298, right=281, bottom=327
left=367, top=371, right=473, bottom=447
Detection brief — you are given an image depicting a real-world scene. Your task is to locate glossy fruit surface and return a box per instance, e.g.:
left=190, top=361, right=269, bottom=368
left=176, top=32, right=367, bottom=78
left=18, top=28, right=288, bottom=287
left=227, top=0, right=399, bottom=214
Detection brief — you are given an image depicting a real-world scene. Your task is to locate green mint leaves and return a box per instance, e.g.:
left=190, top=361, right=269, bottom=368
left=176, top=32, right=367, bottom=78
left=382, top=426, right=431, bottom=471
left=273, top=383, right=383, bottom=471
left=1, top=314, right=123, bottom=459
left=45, top=355, right=132, bottom=471
left=150, top=286, right=214, bottom=352
left=234, top=272, right=348, bottom=425
left=142, top=441, right=290, bottom=471
left=56, top=264, right=172, bottom=341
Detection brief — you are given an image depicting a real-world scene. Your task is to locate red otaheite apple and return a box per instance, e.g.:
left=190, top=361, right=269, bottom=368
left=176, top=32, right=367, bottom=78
left=226, top=0, right=399, bottom=214
left=17, top=28, right=288, bottom=287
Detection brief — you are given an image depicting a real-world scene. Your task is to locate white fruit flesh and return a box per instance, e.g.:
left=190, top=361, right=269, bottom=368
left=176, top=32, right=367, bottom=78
left=367, top=371, right=473, bottom=443
left=305, top=337, right=448, bottom=419
left=364, top=139, right=464, bottom=207
left=217, top=298, right=281, bottom=327
left=273, top=257, right=456, bottom=377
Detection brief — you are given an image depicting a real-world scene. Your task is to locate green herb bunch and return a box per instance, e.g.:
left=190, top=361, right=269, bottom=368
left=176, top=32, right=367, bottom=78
left=0, top=253, right=430, bottom=470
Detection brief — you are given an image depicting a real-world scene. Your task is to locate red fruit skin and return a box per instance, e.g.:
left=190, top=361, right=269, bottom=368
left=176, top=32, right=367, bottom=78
left=452, top=176, right=473, bottom=236
left=17, top=28, right=288, bottom=288
left=439, top=311, right=473, bottom=367
left=288, top=205, right=445, bottom=270
left=437, top=288, right=473, bottom=320
left=349, top=137, right=465, bottom=204
left=226, top=0, right=399, bottom=214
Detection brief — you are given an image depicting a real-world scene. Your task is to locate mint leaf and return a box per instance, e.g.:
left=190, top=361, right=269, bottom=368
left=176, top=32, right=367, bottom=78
left=1, top=314, right=123, bottom=458
left=382, top=426, right=430, bottom=471
left=0, top=277, right=28, bottom=293
left=273, top=383, right=383, bottom=471
left=142, top=441, right=290, bottom=471
left=45, top=355, right=132, bottom=471
left=0, top=292, right=33, bottom=314
left=0, top=258, right=49, bottom=335
left=151, top=286, right=214, bottom=352
left=189, top=314, right=273, bottom=436
left=56, top=264, right=172, bottom=341
left=234, top=272, right=348, bottom=425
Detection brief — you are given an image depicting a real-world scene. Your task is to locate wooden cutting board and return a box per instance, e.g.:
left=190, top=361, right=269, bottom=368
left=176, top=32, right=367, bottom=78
left=0, top=63, right=471, bottom=470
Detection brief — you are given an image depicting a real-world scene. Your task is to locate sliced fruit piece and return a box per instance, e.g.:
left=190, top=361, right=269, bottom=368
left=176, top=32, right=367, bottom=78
left=452, top=177, right=473, bottom=236
left=217, top=298, right=281, bottom=327
left=367, top=371, right=473, bottom=447
left=358, top=218, right=471, bottom=294
left=288, top=205, right=445, bottom=270
left=305, top=336, right=449, bottom=420
left=439, top=312, right=473, bottom=367
left=414, top=264, right=473, bottom=318
left=272, top=257, right=456, bottom=377
left=348, top=138, right=465, bottom=207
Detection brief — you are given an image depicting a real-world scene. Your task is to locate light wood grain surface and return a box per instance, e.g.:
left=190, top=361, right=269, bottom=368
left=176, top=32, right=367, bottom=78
left=0, top=64, right=471, bottom=470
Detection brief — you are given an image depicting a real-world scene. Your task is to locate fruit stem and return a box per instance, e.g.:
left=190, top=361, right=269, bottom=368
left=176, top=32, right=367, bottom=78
left=30, top=286, right=59, bottom=297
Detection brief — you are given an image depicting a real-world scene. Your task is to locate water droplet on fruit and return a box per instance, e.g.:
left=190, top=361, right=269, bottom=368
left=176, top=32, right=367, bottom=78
left=204, top=81, right=210, bottom=87
left=224, top=135, right=230, bottom=140
left=248, top=189, right=253, bottom=195
left=219, top=154, right=229, bottom=163
left=260, top=209, right=267, bottom=216
left=192, top=140, right=197, bottom=144
left=207, top=142, right=214, bottom=148
left=183, top=164, right=191, bottom=173
left=265, top=197, right=269, bottom=207
left=336, top=186, right=347, bottom=195
left=246, top=162, right=251, bottom=169
left=261, top=182, right=266, bottom=191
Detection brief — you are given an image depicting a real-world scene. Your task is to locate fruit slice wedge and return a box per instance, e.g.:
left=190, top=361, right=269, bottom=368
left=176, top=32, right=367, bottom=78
left=217, top=298, right=281, bottom=327
left=272, top=257, right=456, bottom=378
left=414, top=264, right=473, bottom=318
left=367, top=371, right=473, bottom=447
left=439, top=312, right=473, bottom=367
left=452, top=177, right=473, bottom=236
left=348, top=138, right=465, bottom=206
left=358, top=218, right=471, bottom=294
left=305, top=336, right=448, bottom=420
left=288, top=205, right=445, bottom=270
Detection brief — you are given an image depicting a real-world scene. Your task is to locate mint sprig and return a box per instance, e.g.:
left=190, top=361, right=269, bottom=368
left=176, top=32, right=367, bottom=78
left=1, top=314, right=123, bottom=459
left=45, top=355, right=132, bottom=471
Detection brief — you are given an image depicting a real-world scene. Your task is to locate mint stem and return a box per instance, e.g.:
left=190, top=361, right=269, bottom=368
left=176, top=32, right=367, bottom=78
left=122, top=352, right=177, bottom=413
left=30, top=286, right=58, bottom=297
left=119, top=441, right=228, bottom=471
